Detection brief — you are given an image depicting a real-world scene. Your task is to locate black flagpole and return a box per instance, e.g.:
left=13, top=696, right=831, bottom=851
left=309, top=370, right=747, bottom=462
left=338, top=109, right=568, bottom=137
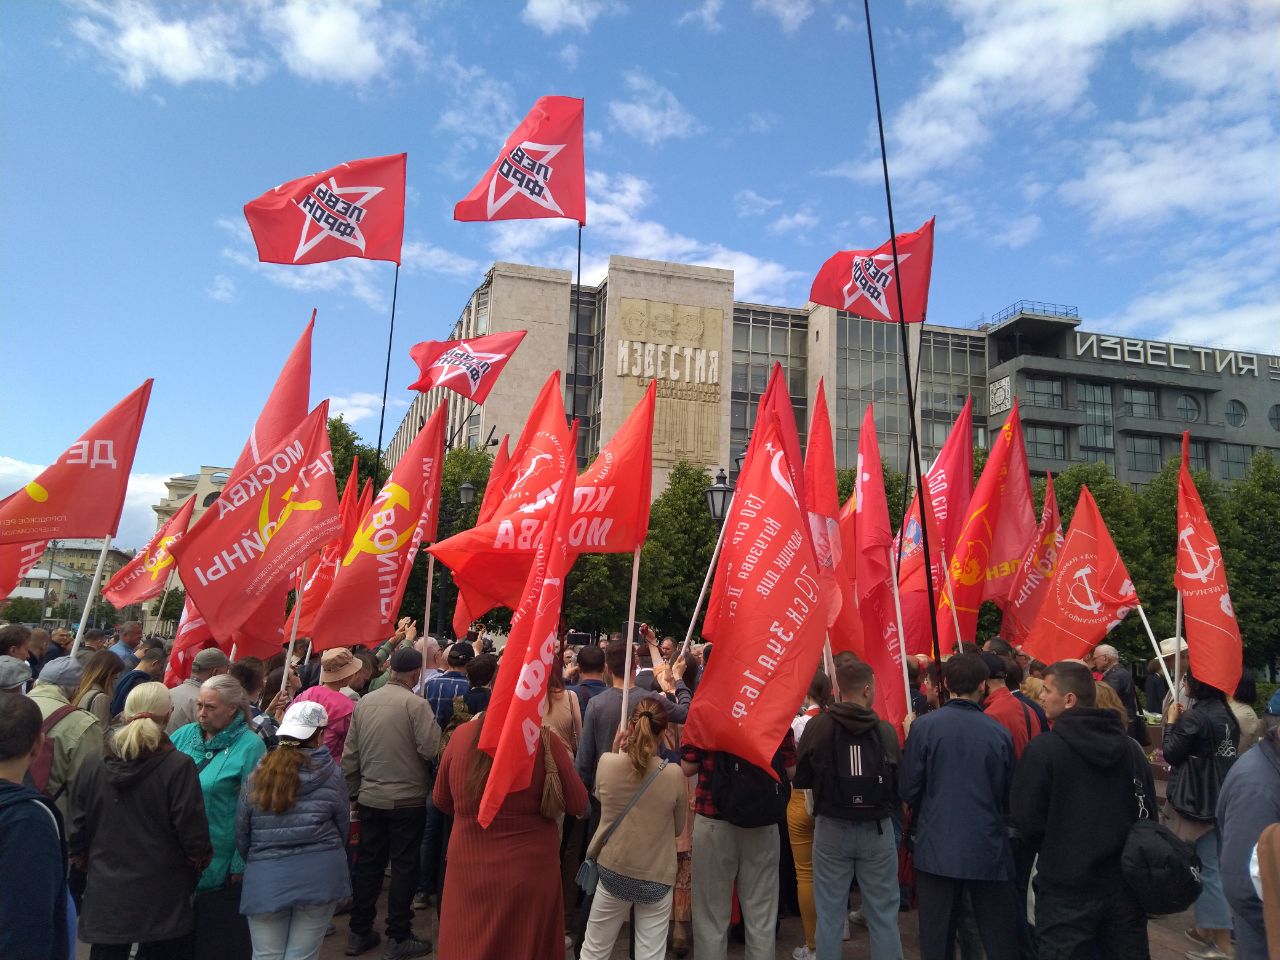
left=862, top=0, right=943, bottom=669
left=569, top=224, right=583, bottom=454
left=372, top=263, right=400, bottom=489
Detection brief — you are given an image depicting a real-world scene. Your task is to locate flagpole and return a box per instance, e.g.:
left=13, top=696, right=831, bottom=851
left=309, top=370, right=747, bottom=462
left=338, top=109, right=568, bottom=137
left=149, top=567, right=176, bottom=636
left=940, top=555, right=964, bottom=655
left=280, top=559, right=308, bottom=697
left=676, top=494, right=733, bottom=663
left=569, top=224, right=583, bottom=451
left=71, top=537, right=113, bottom=657
left=423, top=553, right=436, bottom=635
left=1173, top=590, right=1183, bottom=697
left=1136, top=603, right=1175, bottom=694
left=619, top=546, right=642, bottom=728
left=889, top=549, right=914, bottom=722
left=39, top=541, right=59, bottom=625
left=823, top=639, right=840, bottom=703
left=373, top=264, right=402, bottom=488
left=861, top=0, right=943, bottom=669
left=446, top=401, right=481, bottom=450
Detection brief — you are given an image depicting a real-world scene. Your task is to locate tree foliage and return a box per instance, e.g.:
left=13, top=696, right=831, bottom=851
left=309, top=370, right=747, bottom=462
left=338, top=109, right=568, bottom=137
left=327, top=415, right=380, bottom=498
left=0, top=597, right=42, bottom=623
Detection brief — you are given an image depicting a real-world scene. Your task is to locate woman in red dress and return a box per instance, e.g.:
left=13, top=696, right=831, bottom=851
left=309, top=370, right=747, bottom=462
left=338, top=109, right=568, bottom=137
left=435, top=712, right=588, bottom=960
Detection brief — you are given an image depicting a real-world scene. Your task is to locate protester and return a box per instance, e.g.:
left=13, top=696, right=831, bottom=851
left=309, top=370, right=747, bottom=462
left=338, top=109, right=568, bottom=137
left=1094, top=681, right=1128, bottom=726
left=785, top=669, right=832, bottom=960
left=70, top=681, right=212, bottom=960
left=229, top=659, right=266, bottom=715
left=1216, top=691, right=1280, bottom=960
left=1165, top=670, right=1241, bottom=960
left=1011, top=660, right=1155, bottom=959
left=0, top=654, right=32, bottom=693
left=237, top=700, right=351, bottom=960
left=1229, top=671, right=1262, bottom=755
left=463, top=652, right=498, bottom=714
left=342, top=647, right=440, bottom=959
left=979, top=652, right=1036, bottom=759
left=796, top=659, right=903, bottom=960
left=72, top=650, right=125, bottom=727
left=570, top=644, right=607, bottom=713
left=1144, top=659, right=1169, bottom=715
left=109, top=621, right=142, bottom=670
left=39, top=625, right=75, bottom=670
left=29, top=656, right=103, bottom=816
left=985, top=639, right=1047, bottom=731
left=170, top=675, right=266, bottom=960
left=1093, top=643, right=1146, bottom=744
left=434, top=688, right=589, bottom=960
left=293, top=648, right=359, bottom=760
left=0, top=692, right=70, bottom=960
left=25, top=627, right=50, bottom=674
left=544, top=654, right=583, bottom=751
left=109, top=646, right=166, bottom=717
left=170, top=648, right=231, bottom=733
left=252, top=666, right=299, bottom=748
left=899, top=653, right=1019, bottom=960
left=424, top=641, right=473, bottom=728
left=365, top=618, right=420, bottom=692
left=0, top=624, right=31, bottom=665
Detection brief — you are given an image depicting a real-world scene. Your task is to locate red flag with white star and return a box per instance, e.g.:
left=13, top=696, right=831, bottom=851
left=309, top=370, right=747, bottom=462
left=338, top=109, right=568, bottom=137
left=454, top=96, right=586, bottom=225
left=102, top=495, right=196, bottom=609
left=810, top=217, right=935, bottom=323
left=407, top=330, right=529, bottom=404
left=244, top=154, right=406, bottom=265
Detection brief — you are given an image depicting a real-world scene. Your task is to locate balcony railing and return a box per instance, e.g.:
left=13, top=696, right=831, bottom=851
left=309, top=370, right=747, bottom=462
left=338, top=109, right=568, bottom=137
left=991, top=300, right=1080, bottom=324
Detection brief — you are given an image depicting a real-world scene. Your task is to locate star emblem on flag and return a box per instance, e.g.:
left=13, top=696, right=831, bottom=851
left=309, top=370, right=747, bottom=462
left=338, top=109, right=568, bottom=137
left=842, top=252, right=911, bottom=319
left=292, top=177, right=386, bottom=262
left=430, top=342, right=510, bottom=399
left=487, top=141, right=566, bottom=219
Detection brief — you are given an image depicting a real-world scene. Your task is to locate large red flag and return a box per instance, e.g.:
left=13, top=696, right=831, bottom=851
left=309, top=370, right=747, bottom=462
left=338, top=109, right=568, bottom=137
left=1176, top=432, right=1243, bottom=696
left=805, top=380, right=853, bottom=632
left=851, top=405, right=909, bottom=736
left=244, top=155, right=406, bottom=265
left=0, top=381, right=153, bottom=544
left=171, top=404, right=341, bottom=640
left=102, top=495, right=196, bottom=609
left=476, top=423, right=579, bottom=828
left=163, top=602, right=216, bottom=687
left=983, top=414, right=1036, bottom=603
left=937, top=403, right=1032, bottom=651
left=682, top=411, right=827, bottom=774
left=831, top=493, right=866, bottom=657
left=1002, top=474, right=1064, bottom=644
left=0, top=541, right=51, bottom=602
left=478, top=435, right=512, bottom=525
left=407, top=331, right=528, bottom=404
left=311, top=408, right=447, bottom=651
left=1021, top=486, right=1138, bottom=664
left=454, top=96, right=586, bottom=225
left=810, top=217, right=935, bottom=323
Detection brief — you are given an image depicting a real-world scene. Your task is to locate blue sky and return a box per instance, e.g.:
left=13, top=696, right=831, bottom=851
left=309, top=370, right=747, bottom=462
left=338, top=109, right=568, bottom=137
left=2, top=0, right=1277, bottom=549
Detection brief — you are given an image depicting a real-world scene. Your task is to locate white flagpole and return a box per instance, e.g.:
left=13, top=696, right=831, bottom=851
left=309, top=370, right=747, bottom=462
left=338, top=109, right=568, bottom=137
left=303, top=640, right=313, bottom=665
left=71, top=537, right=113, bottom=657
left=620, top=546, right=642, bottom=729
left=940, top=555, right=964, bottom=654
left=823, top=638, right=840, bottom=703
left=889, top=552, right=913, bottom=720
left=279, top=560, right=308, bottom=697
left=424, top=553, right=436, bottom=635
left=149, top=567, right=176, bottom=636
left=1173, top=590, right=1183, bottom=696
left=677, top=496, right=733, bottom=663
left=1136, top=603, right=1175, bottom=693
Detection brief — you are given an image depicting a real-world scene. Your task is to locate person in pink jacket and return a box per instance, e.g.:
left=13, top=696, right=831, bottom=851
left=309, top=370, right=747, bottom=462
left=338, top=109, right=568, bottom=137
left=293, top=649, right=359, bottom=760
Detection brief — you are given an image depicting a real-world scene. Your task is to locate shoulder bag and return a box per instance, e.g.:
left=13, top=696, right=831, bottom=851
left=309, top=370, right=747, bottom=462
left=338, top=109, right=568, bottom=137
left=1122, top=746, right=1202, bottom=916
left=575, top=760, right=668, bottom=895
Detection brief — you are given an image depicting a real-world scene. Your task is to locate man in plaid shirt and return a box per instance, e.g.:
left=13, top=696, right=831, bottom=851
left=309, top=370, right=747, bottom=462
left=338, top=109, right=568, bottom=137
left=424, top=643, right=473, bottom=728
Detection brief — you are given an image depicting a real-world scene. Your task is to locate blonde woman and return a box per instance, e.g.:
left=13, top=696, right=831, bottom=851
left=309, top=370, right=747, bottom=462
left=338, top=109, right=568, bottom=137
left=69, top=681, right=212, bottom=959
left=72, top=650, right=126, bottom=727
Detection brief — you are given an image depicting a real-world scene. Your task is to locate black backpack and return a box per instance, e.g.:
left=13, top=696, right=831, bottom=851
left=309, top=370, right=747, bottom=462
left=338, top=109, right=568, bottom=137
left=1121, top=748, right=1202, bottom=916
left=709, top=750, right=790, bottom=828
left=820, top=721, right=892, bottom=821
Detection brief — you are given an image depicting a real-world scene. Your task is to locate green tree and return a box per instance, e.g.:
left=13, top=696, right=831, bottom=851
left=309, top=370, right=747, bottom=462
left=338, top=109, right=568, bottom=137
left=564, top=553, right=635, bottom=637
left=836, top=460, right=908, bottom=530
left=0, top=597, right=42, bottom=623
left=1227, top=451, right=1280, bottom=668
left=327, top=415, right=380, bottom=497
left=638, top=462, right=719, bottom=637
left=152, top=587, right=185, bottom=622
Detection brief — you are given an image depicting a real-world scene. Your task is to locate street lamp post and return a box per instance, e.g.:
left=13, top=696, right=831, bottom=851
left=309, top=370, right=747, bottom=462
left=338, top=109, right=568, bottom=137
left=435, top=481, right=477, bottom=641
left=704, top=468, right=732, bottom=526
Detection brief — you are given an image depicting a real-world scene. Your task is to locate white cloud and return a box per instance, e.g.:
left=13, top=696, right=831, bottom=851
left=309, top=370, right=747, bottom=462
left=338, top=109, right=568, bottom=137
left=989, top=213, right=1041, bottom=249
left=434, top=56, right=519, bottom=160
left=769, top=209, right=819, bottom=235
left=735, top=189, right=781, bottom=217
left=678, top=0, right=723, bottom=31
left=206, top=274, right=236, bottom=302
left=559, top=43, right=579, bottom=69
left=401, top=241, right=481, bottom=281
left=608, top=71, right=703, bottom=145
left=69, top=0, right=266, bottom=89
left=260, top=0, right=424, bottom=85
left=522, top=0, right=624, bottom=34
left=745, top=111, right=776, bottom=133
left=328, top=392, right=408, bottom=426
left=752, top=0, right=813, bottom=33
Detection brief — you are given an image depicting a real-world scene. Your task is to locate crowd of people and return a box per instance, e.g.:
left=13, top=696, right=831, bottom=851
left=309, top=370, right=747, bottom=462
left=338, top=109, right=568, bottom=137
left=0, top=616, right=1278, bottom=960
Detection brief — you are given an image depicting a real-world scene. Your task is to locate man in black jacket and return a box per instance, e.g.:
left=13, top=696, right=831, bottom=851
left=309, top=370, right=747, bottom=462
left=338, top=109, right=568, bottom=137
left=1011, top=659, right=1155, bottom=959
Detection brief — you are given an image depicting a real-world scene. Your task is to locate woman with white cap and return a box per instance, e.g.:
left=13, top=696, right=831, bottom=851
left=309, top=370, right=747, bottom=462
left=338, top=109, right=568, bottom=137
left=236, top=700, right=351, bottom=960
left=292, top=649, right=360, bottom=761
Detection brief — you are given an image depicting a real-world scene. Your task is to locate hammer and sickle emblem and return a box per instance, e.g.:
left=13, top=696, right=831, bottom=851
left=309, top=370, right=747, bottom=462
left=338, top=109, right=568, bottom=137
left=1068, top=565, right=1103, bottom=614
left=1177, top=526, right=1219, bottom=584
left=259, top=484, right=322, bottom=547
left=343, top=483, right=413, bottom=565
left=144, top=536, right=178, bottom=581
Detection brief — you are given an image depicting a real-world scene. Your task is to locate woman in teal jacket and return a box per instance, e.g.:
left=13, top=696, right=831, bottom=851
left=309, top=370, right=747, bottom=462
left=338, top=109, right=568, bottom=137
left=171, top=674, right=266, bottom=960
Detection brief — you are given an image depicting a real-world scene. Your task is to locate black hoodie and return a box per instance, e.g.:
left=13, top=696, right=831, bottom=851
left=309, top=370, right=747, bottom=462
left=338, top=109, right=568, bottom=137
left=794, top=702, right=901, bottom=820
left=1010, top=706, right=1154, bottom=895
left=0, top=778, right=69, bottom=960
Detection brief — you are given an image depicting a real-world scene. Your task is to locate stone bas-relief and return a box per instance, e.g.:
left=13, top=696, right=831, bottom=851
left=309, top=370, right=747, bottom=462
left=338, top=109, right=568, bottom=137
left=614, top=298, right=722, bottom=467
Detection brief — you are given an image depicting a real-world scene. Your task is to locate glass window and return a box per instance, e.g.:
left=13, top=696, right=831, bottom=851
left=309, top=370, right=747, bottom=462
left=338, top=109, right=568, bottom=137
left=733, top=322, right=748, bottom=351
left=1187, top=439, right=1209, bottom=473
left=1079, top=382, right=1114, bottom=455
left=1270, top=404, right=1280, bottom=431
left=1220, top=442, right=1251, bottom=479
left=1225, top=399, right=1248, bottom=427
left=1123, top=387, right=1158, bottom=419
left=1125, top=435, right=1162, bottom=473
left=1025, top=425, right=1066, bottom=460
left=1081, top=447, right=1115, bottom=473
left=1025, top=377, right=1063, bottom=408
left=1176, top=394, right=1201, bottom=423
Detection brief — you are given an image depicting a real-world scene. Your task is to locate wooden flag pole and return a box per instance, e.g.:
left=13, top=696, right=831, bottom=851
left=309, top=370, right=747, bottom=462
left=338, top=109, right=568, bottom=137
left=1136, top=603, right=1176, bottom=694
left=71, top=537, right=113, bottom=657
left=280, top=560, right=309, bottom=697
left=619, top=546, right=642, bottom=729
left=676, top=496, right=733, bottom=663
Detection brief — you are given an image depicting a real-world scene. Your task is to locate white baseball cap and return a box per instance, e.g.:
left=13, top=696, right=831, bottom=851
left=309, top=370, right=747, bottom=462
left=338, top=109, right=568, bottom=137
left=277, top=700, right=329, bottom=742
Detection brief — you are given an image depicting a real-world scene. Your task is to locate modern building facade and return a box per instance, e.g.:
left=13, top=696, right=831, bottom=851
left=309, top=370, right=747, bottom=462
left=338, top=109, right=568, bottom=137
left=385, top=258, right=1280, bottom=493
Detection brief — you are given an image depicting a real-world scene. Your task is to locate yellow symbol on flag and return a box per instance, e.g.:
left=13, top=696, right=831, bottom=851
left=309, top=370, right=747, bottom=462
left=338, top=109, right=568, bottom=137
left=344, top=483, right=413, bottom=565
left=145, top=536, right=178, bottom=581
left=25, top=481, right=49, bottom=503
left=259, top=485, right=322, bottom=547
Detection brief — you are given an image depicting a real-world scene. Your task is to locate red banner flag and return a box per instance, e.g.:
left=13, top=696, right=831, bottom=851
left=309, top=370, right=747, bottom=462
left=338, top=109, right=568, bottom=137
left=454, top=96, right=586, bottom=225
left=805, top=380, right=852, bottom=632
left=171, top=404, right=341, bottom=640
left=0, top=381, right=152, bottom=544
left=103, top=495, right=196, bottom=609
left=244, top=155, right=406, bottom=266
left=1021, top=486, right=1138, bottom=664
left=311, top=408, right=446, bottom=651
left=1002, top=474, right=1064, bottom=644
left=1176, top=432, right=1243, bottom=696
left=476, top=423, right=579, bottom=827
left=0, top=541, right=50, bottom=601
left=478, top=435, right=512, bottom=525
left=407, top=330, right=528, bottom=404
left=682, top=411, right=827, bottom=774
left=897, top=396, right=973, bottom=594
left=810, top=217, right=935, bottom=323
left=832, top=493, right=866, bottom=658
left=984, top=415, right=1036, bottom=604
left=163, top=602, right=216, bottom=687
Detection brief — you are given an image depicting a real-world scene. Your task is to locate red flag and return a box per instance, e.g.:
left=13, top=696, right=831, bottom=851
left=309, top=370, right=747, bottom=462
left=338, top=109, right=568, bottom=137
left=170, top=404, right=341, bottom=640
left=983, top=415, right=1036, bottom=603
left=1176, top=432, right=1243, bottom=696
left=163, top=603, right=217, bottom=687
left=831, top=493, right=865, bottom=657
left=937, top=403, right=1031, bottom=651
left=898, top=397, right=974, bottom=594
left=476, top=423, right=579, bottom=827
left=851, top=405, right=909, bottom=736
left=478, top=435, right=512, bottom=524
left=810, top=217, right=935, bottom=323
left=244, top=155, right=406, bottom=265
left=682, top=411, right=827, bottom=774
left=311, top=408, right=447, bottom=651
left=432, top=381, right=656, bottom=633
left=0, top=381, right=152, bottom=544
left=1021, top=486, right=1138, bottom=664
left=454, top=96, right=586, bottom=225
left=102, top=496, right=196, bottom=609
left=0, top=541, right=50, bottom=601
left=1002, top=474, right=1064, bottom=644
left=407, top=330, right=528, bottom=404
left=805, top=380, right=852, bottom=631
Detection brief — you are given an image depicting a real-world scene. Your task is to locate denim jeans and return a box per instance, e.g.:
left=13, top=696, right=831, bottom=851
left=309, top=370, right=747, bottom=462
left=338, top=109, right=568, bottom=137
left=812, top=816, right=903, bottom=960
left=1194, top=827, right=1232, bottom=930
left=246, top=902, right=337, bottom=960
